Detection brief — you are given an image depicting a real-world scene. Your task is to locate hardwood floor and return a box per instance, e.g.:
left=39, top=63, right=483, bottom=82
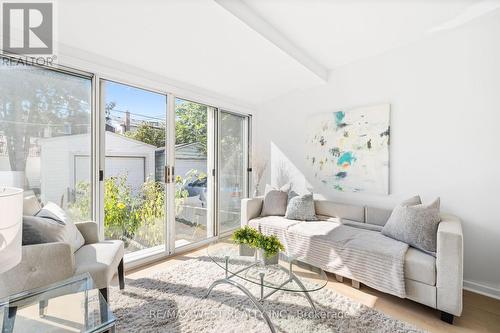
left=114, top=245, right=500, bottom=333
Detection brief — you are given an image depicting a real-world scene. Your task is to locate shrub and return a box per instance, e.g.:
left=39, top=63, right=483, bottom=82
left=232, top=226, right=285, bottom=258
left=232, top=226, right=259, bottom=245
left=69, top=169, right=204, bottom=249
left=253, top=233, right=285, bottom=258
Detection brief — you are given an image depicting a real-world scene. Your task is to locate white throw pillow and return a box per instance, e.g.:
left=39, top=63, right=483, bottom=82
left=36, top=202, right=85, bottom=253
left=23, top=195, right=42, bottom=216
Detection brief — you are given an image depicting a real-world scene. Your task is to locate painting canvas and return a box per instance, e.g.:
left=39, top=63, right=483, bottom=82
left=306, top=104, right=390, bottom=194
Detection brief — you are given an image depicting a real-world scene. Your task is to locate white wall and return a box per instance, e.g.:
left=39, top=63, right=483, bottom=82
left=254, top=11, right=500, bottom=297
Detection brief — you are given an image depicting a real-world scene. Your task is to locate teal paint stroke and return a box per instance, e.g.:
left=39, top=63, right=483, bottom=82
left=337, top=151, right=356, bottom=166
left=334, top=111, right=345, bottom=126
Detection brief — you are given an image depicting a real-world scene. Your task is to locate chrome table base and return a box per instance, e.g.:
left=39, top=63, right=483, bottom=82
left=203, top=256, right=317, bottom=333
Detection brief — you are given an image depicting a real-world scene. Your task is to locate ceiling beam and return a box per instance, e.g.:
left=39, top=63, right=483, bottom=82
left=215, top=0, right=329, bottom=82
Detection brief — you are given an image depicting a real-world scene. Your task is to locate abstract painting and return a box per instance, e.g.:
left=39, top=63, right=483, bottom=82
left=306, top=104, right=390, bottom=194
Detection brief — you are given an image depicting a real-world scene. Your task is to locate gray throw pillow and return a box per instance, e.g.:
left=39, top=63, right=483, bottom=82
left=382, top=197, right=441, bottom=254
left=260, top=184, right=289, bottom=217
left=22, top=215, right=67, bottom=246
left=285, top=193, right=318, bottom=221
left=36, top=202, right=85, bottom=252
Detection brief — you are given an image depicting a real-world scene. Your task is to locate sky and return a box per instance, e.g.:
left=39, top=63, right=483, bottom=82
left=104, top=81, right=169, bottom=121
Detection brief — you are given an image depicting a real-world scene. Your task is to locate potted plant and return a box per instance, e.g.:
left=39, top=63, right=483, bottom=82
left=232, top=226, right=258, bottom=256
left=253, top=233, right=285, bottom=266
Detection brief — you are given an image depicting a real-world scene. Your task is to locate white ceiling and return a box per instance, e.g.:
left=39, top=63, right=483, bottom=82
left=55, top=0, right=494, bottom=106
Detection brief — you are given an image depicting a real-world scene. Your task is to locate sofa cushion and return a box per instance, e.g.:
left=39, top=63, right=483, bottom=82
left=314, top=201, right=364, bottom=222
left=342, top=219, right=383, bottom=232
left=365, top=206, right=392, bottom=226
left=405, top=247, right=436, bottom=285
left=74, top=240, right=124, bottom=289
left=317, top=215, right=383, bottom=232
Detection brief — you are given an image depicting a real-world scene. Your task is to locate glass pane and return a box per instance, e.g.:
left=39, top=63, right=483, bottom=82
left=101, top=80, right=166, bottom=255
left=0, top=60, right=92, bottom=220
left=219, top=112, right=247, bottom=233
left=174, top=98, right=210, bottom=246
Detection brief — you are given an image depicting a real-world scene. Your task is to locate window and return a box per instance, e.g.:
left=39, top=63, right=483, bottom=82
left=0, top=61, right=92, bottom=220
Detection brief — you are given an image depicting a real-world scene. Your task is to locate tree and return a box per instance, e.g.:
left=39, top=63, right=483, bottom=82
left=125, top=122, right=165, bottom=147
left=0, top=63, right=90, bottom=175
left=175, top=101, right=207, bottom=153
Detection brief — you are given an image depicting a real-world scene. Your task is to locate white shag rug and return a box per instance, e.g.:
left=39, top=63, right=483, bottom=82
left=109, top=256, right=425, bottom=333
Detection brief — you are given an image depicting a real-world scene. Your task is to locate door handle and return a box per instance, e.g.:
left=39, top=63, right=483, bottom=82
left=165, top=165, right=175, bottom=183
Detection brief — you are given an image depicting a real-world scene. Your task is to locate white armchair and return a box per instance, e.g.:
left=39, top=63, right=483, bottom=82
left=0, top=220, right=125, bottom=303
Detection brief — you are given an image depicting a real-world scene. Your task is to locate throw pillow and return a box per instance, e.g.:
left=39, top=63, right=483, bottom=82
left=285, top=193, right=318, bottom=221
left=382, top=197, right=441, bottom=254
left=260, top=184, right=290, bottom=217
left=287, top=190, right=299, bottom=203
left=36, top=202, right=85, bottom=252
left=23, top=195, right=42, bottom=216
left=22, top=215, right=67, bottom=246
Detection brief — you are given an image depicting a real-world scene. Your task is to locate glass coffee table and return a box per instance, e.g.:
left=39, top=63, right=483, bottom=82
left=0, top=273, right=115, bottom=333
left=206, top=241, right=328, bottom=333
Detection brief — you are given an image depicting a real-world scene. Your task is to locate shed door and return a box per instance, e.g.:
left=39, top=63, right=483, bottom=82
left=75, top=156, right=145, bottom=191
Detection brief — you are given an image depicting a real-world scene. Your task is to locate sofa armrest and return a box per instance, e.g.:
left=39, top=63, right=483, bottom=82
left=241, top=197, right=263, bottom=227
left=76, top=221, right=101, bottom=244
left=0, top=242, right=75, bottom=298
left=436, top=213, right=463, bottom=316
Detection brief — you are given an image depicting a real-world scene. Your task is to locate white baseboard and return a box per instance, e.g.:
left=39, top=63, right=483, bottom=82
left=463, top=280, right=500, bottom=300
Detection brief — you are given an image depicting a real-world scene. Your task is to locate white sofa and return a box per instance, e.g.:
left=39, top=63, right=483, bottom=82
left=241, top=197, right=463, bottom=324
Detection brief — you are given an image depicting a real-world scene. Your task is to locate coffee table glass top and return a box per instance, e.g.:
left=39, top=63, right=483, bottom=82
left=0, top=273, right=115, bottom=333
left=207, top=241, right=328, bottom=292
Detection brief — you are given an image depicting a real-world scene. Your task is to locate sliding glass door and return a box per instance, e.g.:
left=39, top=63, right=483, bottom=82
left=173, top=98, right=214, bottom=247
left=218, top=111, right=249, bottom=233
left=100, top=80, right=167, bottom=255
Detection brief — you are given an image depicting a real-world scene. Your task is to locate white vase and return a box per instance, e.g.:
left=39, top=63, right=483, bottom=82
left=253, top=184, right=260, bottom=197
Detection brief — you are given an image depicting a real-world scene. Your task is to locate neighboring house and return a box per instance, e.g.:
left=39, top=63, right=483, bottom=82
left=40, top=132, right=156, bottom=206
left=155, top=142, right=207, bottom=182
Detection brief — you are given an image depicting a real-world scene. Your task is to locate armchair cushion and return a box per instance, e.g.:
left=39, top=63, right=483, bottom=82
left=74, top=240, right=124, bottom=289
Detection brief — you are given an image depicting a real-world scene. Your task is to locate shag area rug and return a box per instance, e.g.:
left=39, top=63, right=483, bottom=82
left=109, top=256, right=425, bottom=333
